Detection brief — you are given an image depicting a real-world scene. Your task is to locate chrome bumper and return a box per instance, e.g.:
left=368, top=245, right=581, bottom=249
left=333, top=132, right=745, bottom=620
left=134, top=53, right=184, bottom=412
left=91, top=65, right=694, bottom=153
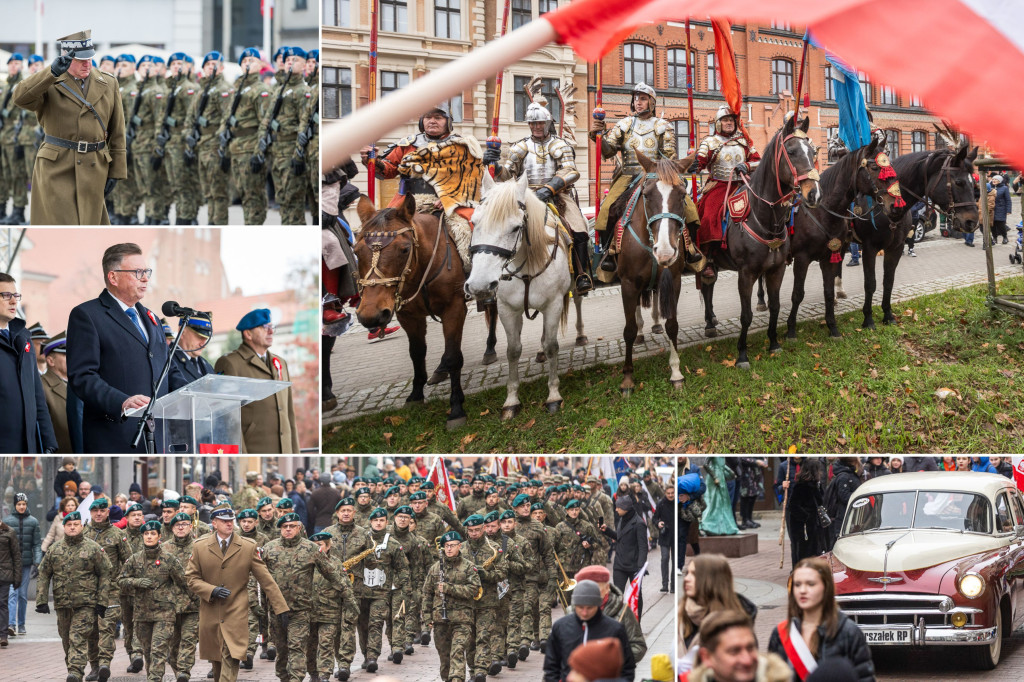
left=859, top=623, right=998, bottom=647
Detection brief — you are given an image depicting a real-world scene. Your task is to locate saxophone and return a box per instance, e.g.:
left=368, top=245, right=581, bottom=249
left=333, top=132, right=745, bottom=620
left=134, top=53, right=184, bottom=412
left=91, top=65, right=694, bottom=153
left=472, top=541, right=500, bottom=600
left=342, top=545, right=376, bottom=583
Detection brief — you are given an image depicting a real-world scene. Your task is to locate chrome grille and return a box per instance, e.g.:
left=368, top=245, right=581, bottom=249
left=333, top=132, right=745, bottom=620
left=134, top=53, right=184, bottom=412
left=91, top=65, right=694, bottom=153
left=836, top=593, right=975, bottom=628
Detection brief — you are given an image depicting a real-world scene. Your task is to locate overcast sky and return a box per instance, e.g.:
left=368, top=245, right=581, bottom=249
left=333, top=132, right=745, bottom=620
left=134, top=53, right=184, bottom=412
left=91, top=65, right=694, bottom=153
left=220, top=227, right=318, bottom=296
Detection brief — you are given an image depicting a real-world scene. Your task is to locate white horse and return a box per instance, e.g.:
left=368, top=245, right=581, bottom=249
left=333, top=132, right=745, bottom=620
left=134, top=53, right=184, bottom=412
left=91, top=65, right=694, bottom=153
left=465, top=173, right=572, bottom=420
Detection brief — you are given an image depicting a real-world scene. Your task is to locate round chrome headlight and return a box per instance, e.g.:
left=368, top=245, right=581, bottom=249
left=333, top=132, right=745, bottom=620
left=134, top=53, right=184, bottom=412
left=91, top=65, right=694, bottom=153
left=958, top=573, right=985, bottom=599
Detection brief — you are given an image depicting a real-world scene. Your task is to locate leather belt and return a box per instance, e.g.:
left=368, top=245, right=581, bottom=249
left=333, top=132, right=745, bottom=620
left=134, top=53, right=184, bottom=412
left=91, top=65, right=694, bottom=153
left=44, top=135, right=106, bottom=153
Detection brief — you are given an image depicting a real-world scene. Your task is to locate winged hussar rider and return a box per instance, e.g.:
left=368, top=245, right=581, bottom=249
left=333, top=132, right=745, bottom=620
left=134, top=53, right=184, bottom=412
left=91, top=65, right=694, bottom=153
left=485, top=101, right=594, bottom=293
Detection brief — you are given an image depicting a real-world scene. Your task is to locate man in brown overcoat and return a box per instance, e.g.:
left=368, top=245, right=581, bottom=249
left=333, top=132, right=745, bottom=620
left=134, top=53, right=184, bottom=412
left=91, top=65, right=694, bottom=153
left=186, top=508, right=289, bottom=682
left=12, top=29, right=126, bottom=225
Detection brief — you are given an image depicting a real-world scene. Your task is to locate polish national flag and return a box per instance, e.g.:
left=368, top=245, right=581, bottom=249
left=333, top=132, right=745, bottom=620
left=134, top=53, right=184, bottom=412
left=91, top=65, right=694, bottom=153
left=622, top=561, right=648, bottom=620
left=1012, top=457, right=1024, bottom=494
left=427, top=457, right=457, bottom=513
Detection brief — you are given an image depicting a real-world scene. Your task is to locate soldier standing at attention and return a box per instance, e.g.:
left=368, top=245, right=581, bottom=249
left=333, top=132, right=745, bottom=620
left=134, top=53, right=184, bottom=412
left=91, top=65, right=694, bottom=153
left=218, top=48, right=271, bottom=225
left=121, top=503, right=147, bottom=674
left=14, top=30, right=127, bottom=225
left=262, top=512, right=346, bottom=682
left=119, top=519, right=188, bottom=682
left=388, top=505, right=426, bottom=658
left=12, top=54, right=45, bottom=221
left=133, top=55, right=170, bottom=224
left=422, top=531, right=482, bottom=682
left=83, top=497, right=131, bottom=682
left=0, top=53, right=28, bottom=225
left=163, top=512, right=201, bottom=682
left=463, top=514, right=506, bottom=682
left=155, top=52, right=201, bottom=224
left=305, top=531, right=355, bottom=682
left=110, top=54, right=140, bottom=224
left=184, top=51, right=231, bottom=224
left=35, top=510, right=113, bottom=682
left=295, top=49, right=319, bottom=219
left=235, top=508, right=270, bottom=669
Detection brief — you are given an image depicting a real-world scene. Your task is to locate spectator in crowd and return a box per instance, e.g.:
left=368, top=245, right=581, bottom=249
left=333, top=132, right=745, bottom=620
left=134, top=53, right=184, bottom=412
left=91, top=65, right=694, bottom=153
left=888, top=457, right=904, bottom=475
left=773, top=457, right=802, bottom=504
left=903, top=457, right=937, bottom=473
left=737, top=459, right=768, bottom=530
left=941, top=456, right=956, bottom=472
left=989, top=457, right=1013, bottom=478
left=544, top=579, right=636, bottom=682
left=646, top=653, right=674, bottom=682
left=394, top=458, right=412, bottom=481
left=362, top=456, right=381, bottom=479
left=768, top=558, right=875, bottom=682
left=678, top=554, right=756, bottom=675
left=682, top=610, right=791, bottom=682
left=42, top=497, right=78, bottom=552
left=956, top=457, right=971, bottom=472
left=566, top=637, right=626, bottom=682
left=289, top=480, right=310, bottom=528
left=613, top=494, right=648, bottom=625
left=308, top=477, right=341, bottom=533
left=677, top=467, right=706, bottom=575
left=0, top=516, right=19, bottom=647
left=4, top=493, right=40, bottom=636
left=77, top=480, right=92, bottom=502
left=52, top=458, right=82, bottom=502
left=992, top=175, right=1012, bottom=244
left=786, top=459, right=827, bottom=569
left=862, top=457, right=890, bottom=481
left=971, top=457, right=998, bottom=474
left=654, top=486, right=675, bottom=593
left=824, top=458, right=861, bottom=551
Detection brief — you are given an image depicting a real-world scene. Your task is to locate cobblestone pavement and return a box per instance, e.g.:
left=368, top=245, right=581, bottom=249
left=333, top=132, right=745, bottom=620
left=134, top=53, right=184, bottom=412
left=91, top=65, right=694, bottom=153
left=6, top=554, right=673, bottom=681
left=723, top=513, right=1024, bottom=681
left=327, top=232, right=1024, bottom=425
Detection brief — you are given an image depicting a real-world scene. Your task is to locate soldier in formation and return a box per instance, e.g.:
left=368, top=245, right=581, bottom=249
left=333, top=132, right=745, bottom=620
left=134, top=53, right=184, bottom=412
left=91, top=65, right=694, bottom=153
left=422, top=531, right=483, bottom=682
left=82, top=498, right=130, bottom=682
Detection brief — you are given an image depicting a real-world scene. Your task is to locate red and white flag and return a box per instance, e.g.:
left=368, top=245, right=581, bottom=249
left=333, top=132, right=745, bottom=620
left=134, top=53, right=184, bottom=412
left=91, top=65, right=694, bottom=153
left=1012, top=457, right=1024, bottom=494
left=428, top=457, right=457, bottom=513
left=622, top=561, right=648, bottom=620
left=493, top=457, right=509, bottom=477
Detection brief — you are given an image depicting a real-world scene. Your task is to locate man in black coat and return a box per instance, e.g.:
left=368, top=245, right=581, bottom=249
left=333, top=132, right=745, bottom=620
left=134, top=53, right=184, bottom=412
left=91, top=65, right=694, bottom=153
left=67, top=243, right=180, bottom=453
left=170, top=314, right=215, bottom=388
left=612, top=495, right=648, bottom=622
left=543, top=579, right=636, bottom=682
left=0, top=273, right=57, bottom=454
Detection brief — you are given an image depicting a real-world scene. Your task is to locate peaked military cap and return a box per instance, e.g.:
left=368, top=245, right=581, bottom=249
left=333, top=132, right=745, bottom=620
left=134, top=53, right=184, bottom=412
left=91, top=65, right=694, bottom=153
left=57, top=30, right=96, bottom=60
left=42, top=331, right=67, bottom=356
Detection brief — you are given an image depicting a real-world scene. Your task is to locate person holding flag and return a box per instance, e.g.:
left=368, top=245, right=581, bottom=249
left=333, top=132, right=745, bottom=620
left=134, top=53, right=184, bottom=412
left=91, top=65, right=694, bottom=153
left=612, top=494, right=647, bottom=626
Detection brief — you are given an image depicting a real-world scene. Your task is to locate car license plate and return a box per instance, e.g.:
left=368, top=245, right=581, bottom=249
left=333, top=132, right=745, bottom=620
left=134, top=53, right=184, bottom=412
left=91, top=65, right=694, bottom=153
left=866, top=629, right=910, bottom=644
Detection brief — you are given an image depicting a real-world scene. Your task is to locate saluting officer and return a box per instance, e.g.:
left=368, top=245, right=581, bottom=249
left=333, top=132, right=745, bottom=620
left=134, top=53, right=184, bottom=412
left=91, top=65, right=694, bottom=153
left=422, top=531, right=482, bottom=682
left=14, top=30, right=127, bottom=225
left=183, top=52, right=232, bottom=224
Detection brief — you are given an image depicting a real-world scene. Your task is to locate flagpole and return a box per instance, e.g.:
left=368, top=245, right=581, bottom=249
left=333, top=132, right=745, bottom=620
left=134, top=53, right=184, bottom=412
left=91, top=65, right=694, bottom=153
left=367, top=0, right=379, bottom=203
left=487, top=0, right=512, bottom=178
left=793, top=33, right=809, bottom=122
left=593, top=59, right=604, bottom=253
left=685, top=18, right=697, bottom=201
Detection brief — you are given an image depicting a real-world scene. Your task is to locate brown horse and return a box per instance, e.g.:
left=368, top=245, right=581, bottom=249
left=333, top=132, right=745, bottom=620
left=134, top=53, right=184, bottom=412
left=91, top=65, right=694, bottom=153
left=353, top=194, right=468, bottom=430
left=615, top=151, right=702, bottom=395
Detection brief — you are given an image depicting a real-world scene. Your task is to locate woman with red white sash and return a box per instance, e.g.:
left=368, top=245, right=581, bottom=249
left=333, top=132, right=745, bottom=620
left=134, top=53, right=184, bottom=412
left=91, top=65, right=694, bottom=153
left=767, top=558, right=875, bottom=682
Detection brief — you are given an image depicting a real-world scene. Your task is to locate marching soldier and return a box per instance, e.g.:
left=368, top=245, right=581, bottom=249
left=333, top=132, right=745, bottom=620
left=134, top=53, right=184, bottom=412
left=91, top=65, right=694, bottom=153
left=530, top=503, right=562, bottom=651
left=159, top=498, right=180, bottom=542
left=121, top=503, right=147, bottom=674
left=498, top=509, right=529, bottom=665
left=487, top=510, right=527, bottom=669
left=177, top=495, right=212, bottom=537
left=0, top=53, right=27, bottom=225
left=388, top=505, right=427, bottom=657
left=457, top=476, right=488, bottom=519
left=35, top=510, right=113, bottom=682
left=133, top=55, right=170, bottom=224
left=463, top=514, right=506, bottom=682
left=422, top=531, right=482, bottom=682
left=162, top=512, right=201, bottom=682
left=13, top=30, right=127, bottom=225
left=556, top=499, right=600, bottom=578
left=111, top=54, right=142, bottom=224
left=183, top=51, right=232, bottom=224
left=118, top=519, right=188, bottom=682
left=424, top=481, right=465, bottom=537
left=257, top=496, right=280, bottom=540
left=353, top=487, right=375, bottom=527
left=262, top=511, right=347, bottom=682
left=512, top=493, right=557, bottom=659
left=323, top=496, right=372, bottom=681
left=305, top=531, right=355, bottom=682
left=236, top=508, right=271, bottom=668
left=410, top=492, right=447, bottom=564
left=232, top=471, right=264, bottom=513
left=83, top=498, right=131, bottom=682
left=155, top=52, right=202, bottom=224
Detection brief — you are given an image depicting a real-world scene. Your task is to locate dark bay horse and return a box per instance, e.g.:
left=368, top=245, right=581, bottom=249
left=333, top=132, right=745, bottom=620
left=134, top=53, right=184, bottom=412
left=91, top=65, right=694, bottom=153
left=785, top=134, right=902, bottom=338
left=700, top=115, right=821, bottom=369
left=845, top=144, right=979, bottom=328
left=353, top=194, right=469, bottom=430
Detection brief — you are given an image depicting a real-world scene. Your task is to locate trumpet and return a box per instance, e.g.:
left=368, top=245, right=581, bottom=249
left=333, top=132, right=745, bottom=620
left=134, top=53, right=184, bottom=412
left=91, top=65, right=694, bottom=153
left=552, top=549, right=577, bottom=612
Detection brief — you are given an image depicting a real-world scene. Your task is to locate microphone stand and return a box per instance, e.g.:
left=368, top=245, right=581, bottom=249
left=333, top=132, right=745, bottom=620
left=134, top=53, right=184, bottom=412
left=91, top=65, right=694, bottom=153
left=132, top=319, right=187, bottom=453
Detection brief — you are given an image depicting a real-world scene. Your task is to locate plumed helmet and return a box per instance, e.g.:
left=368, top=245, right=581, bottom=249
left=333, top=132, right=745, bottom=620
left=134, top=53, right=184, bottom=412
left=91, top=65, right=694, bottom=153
left=525, top=102, right=553, bottom=123
left=418, top=102, right=453, bottom=135
left=714, top=105, right=738, bottom=134
left=630, top=81, right=657, bottom=114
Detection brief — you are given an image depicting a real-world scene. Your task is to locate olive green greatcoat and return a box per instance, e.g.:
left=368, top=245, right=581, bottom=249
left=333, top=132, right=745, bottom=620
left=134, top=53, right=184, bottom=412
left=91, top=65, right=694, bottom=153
left=13, top=66, right=127, bottom=224
left=214, top=343, right=298, bottom=454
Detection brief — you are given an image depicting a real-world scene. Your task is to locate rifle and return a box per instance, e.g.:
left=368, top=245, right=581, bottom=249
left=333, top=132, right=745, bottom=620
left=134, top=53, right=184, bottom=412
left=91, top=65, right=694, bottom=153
left=126, top=71, right=152, bottom=167
left=152, top=78, right=182, bottom=170
left=0, top=76, right=18, bottom=132
left=12, top=110, right=26, bottom=160
left=290, top=97, right=318, bottom=176
left=185, top=74, right=217, bottom=166
left=218, top=68, right=250, bottom=173
left=250, top=65, right=293, bottom=174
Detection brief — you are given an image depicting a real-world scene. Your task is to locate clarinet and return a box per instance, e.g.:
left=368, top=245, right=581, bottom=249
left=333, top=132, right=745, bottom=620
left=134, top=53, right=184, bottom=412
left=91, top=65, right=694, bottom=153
left=437, top=542, right=449, bottom=622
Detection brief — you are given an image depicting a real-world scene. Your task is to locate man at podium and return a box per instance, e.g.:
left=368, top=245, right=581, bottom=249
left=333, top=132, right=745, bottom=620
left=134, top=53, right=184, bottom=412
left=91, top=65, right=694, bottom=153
left=214, top=308, right=298, bottom=454
left=171, top=314, right=215, bottom=388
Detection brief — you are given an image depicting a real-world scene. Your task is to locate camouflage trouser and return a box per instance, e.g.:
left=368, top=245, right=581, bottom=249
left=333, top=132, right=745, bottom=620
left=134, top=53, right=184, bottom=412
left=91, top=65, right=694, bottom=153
left=385, top=588, right=412, bottom=651
left=270, top=608, right=310, bottom=682
left=539, top=583, right=556, bottom=640
left=169, top=610, right=199, bottom=675
left=356, top=594, right=390, bottom=660
left=120, top=594, right=142, bottom=660
left=57, top=606, right=95, bottom=679
left=506, top=585, right=523, bottom=653
left=308, top=134, right=319, bottom=212
left=136, top=619, right=175, bottom=682
left=165, top=143, right=201, bottom=221
left=435, top=619, right=472, bottom=682
left=246, top=602, right=261, bottom=657
left=335, top=597, right=359, bottom=666
left=468, top=604, right=498, bottom=674
left=87, top=603, right=120, bottom=667
left=134, top=145, right=171, bottom=221
left=270, top=140, right=308, bottom=224
left=198, top=144, right=229, bottom=224
left=231, top=146, right=267, bottom=225
left=520, top=581, right=542, bottom=644
left=112, top=158, right=142, bottom=219
left=0, top=144, right=27, bottom=207
left=305, top=620, right=337, bottom=678
left=494, top=595, right=510, bottom=658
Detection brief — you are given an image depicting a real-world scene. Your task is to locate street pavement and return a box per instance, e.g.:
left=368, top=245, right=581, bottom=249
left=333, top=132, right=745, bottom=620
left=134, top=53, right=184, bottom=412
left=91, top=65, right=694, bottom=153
left=326, top=225, right=1024, bottom=426
left=724, top=513, right=1024, bottom=681
left=22, top=203, right=288, bottom=225
left=5, top=550, right=674, bottom=681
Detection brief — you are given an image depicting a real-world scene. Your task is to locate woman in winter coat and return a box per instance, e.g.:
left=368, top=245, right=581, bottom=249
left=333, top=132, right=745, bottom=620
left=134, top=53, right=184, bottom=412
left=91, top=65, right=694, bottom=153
left=41, top=497, right=79, bottom=552
left=786, top=459, right=827, bottom=569
left=992, top=176, right=1012, bottom=243
left=768, top=557, right=875, bottom=682
left=0, top=519, right=21, bottom=645
left=678, top=553, right=757, bottom=674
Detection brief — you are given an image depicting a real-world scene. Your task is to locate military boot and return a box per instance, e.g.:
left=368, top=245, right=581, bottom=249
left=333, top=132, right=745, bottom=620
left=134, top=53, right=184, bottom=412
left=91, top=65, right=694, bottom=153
left=97, top=666, right=111, bottom=682
left=176, top=674, right=189, bottom=682
left=336, top=668, right=350, bottom=681
left=391, top=649, right=403, bottom=665
left=571, top=231, right=594, bottom=294
left=85, top=668, right=99, bottom=681
left=506, top=651, right=518, bottom=669
left=473, top=674, right=486, bottom=682
left=364, top=658, right=378, bottom=673
left=404, top=643, right=414, bottom=655
left=239, top=654, right=253, bottom=669
left=127, top=656, right=144, bottom=673
left=420, top=631, right=431, bottom=646
left=488, top=661, right=502, bottom=675
left=266, top=644, right=277, bottom=661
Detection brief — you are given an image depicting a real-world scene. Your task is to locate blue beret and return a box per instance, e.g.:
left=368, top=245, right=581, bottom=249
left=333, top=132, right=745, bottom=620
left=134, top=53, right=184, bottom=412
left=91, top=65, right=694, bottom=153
left=307, top=49, right=319, bottom=61
left=273, top=46, right=288, bottom=61
left=239, top=47, right=261, bottom=65
left=184, top=54, right=194, bottom=64
left=203, top=51, right=223, bottom=67
left=8, top=53, right=24, bottom=63
left=91, top=59, right=97, bottom=67
left=283, top=46, right=306, bottom=60
left=309, top=531, right=332, bottom=543
left=151, top=56, right=165, bottom=65
left=138, top=55, right=153, bottom=65
left=116, top=54, right=135, bottom=64
left=63, top=511, right=82, bottom=524
left=168, top=52, right=188, bottom=64
left=368, top=507, right=387, bottom=520
left=99, top=54, right=115, bottom=63
left=140, top=520, right=161, bottom=533
left=236, top=308, right=271, bottom=331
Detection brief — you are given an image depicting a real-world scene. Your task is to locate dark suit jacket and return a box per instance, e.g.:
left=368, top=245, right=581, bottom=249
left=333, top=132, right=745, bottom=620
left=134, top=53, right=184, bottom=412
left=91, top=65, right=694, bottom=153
left=0, top=318, right=57, bottom=453
left=170, top=348, right=214, bottom=389
left=66, top=289, right=180, bottom=453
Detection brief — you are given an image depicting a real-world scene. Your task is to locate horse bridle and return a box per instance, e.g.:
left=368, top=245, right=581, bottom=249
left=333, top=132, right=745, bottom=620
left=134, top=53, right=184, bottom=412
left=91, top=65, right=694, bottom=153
left=356, top=223, right=440, bottom=313
left=901, top=151, right=976, bottom=223
left=468, top=200, right=529, bottom=267
left=820, top=157, right=892, bottom=223
left=742, top=131, right=820, bottom=208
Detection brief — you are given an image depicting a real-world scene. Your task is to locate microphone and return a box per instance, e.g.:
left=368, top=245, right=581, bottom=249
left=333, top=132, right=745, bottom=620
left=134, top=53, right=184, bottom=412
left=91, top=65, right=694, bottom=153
left=162, top=301, right=210, bottom=318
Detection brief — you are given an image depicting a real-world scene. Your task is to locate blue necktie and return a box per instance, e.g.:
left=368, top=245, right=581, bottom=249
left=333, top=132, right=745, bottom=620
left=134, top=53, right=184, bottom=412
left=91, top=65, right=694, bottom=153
left=125, top=308, right=146, bottom=342
left=0, top=328, right=9, bottom=344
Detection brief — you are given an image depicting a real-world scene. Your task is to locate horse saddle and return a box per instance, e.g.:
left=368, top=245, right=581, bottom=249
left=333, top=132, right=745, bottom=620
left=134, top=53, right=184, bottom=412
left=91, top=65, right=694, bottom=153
left=728, top=190, right=751, bottom=222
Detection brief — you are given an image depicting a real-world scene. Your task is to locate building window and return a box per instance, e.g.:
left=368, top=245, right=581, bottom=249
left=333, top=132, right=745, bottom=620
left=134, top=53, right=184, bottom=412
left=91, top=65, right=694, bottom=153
left=706, top=52, right=718, bottom=92
left=771, top=59, right=793, bottom=95
left=444, top=93, right=464, bottom=123
left=513, top=75, right=562, bottom=122
left=673, top=120, right=692, bottom=157
left=912, top=130, right=927, bottom=152
left=511, top=0, right=531, bottom=29
left=294, top=0, right=308, bottom=8
left=885, top=129, right=899, bottom=158
left=323, top=67, right=352, bottom=119
left=380, top=70, right=409, bottom=97
left=435, top=0, right=460, bottom=39
left=323, top=0, right=350, bottom=26
left=667, top=49, right=695, bottom=90
left=879, top=85, right=898, bottom=106
left=623, top=43, right=654, bottom=86
left=770, top=20, right=793, bottom=31
left=858, top=71, right=871, bottom=104
left=909, top=94, right=922, bottom=107
left=380, top=0, right=408, bottom=32
left=824, top=64, right=834, bottom=101
left=538, top=0, right=558, bottom=14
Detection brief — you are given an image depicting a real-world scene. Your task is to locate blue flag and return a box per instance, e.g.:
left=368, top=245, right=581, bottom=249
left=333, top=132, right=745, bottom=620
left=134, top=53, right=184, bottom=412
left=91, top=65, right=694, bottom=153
left=806, top=29, right=871, bottom=151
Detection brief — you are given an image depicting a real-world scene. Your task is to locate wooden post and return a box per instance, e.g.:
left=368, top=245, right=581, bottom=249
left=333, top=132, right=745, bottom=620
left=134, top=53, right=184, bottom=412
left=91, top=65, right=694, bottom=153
left=779, top=457, right=791, bottom=569
left=487, top=0, right=512, bottom=177
left=593, top=60, right=605, bottom=251
left=793, top=36, right=809, bottom=121
left=685, top=18, right=698, bottom=201
left=367, top=0, right=379, bottom=203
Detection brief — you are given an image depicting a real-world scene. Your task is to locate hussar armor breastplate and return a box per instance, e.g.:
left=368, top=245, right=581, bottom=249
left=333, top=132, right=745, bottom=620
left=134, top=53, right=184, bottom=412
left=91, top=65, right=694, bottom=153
left=520, top=137, right=560, bottom=188
left=616, top=116, right=671, bottom=175
left=709, top=135, right=748, bottom=181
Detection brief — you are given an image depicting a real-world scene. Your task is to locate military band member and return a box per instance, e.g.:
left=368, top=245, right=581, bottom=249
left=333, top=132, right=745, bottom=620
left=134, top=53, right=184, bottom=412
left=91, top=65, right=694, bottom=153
left=121, top=503, right=147, bottom=673
left=389, top=505, right=427, bottom=656
left=162, top=512, right=200, bottom=682
left=176, top=495, right=212, bottom=537
left=422, top=531, right=483, bottom=682
left=323, top=496, right=372, bottom=681
left=489, top=510, right=528, bottom=669
left=463, top=514, right=506, bottom=682
left=556, top=499, right=600, bottom=578
left=305, top=531, right=354, bottom=682
left=83, top=498, right=130, bottom=682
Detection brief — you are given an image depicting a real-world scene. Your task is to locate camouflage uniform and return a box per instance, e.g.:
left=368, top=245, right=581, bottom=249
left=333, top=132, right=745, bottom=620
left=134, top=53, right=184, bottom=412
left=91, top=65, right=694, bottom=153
left=603, top=582, right=648, bottom=664
left=305, top=548, right=354, bottom=680
left=119, top=544, right=188, bottom=682
left=322, top=519, right=372, bottom=671
left=184, top=70, right=231, bottom=224
left=490, top=530, right=528, bottom=661
left=422, top=551, right=482, bottom=682
left=239, top=526, right=271, bottom=659
left=389, top=523, right=428, bottom=646
left=465, top=535, right=506, bottom=677
left=114, top=73, right=143, bottom=221
left=556, top=513, right=601, bottom=577
left=134, top=75, right=171, bottom=222
left=262, top=534, right=346, bottom=682
left=353, top=502, right=374, bottom=529
left=14, top=103, right=41, bottom=198
left=163, top=533, right=201, bottom=677
left=120, top=524, right=146, bottom=664
left=294, top=71, right=318, bottom=214
left=157, top=71, right=202, bottom=222
left=514, top=515, right=557, bottom=646
left=0, top=71, right=27, bottom=215
left=412, top=509, right=447, bottom=561
left=430, top=499, right=465, bottom=537
left=258, top=515, right=280, bottom=541
left=232, top=484, right=263, bottom=515
left=456, top=492, right=487, bottom=519
left=83, top=520, right=131, bottom=673
left=538, top=523, right=562, bottom=638
left=349, top=527, right=410, bottom=662
left=35, top=533, right=113, bottom=682
left=255, top=67, right=311, bottom=224
left=217, top=70, right=271, bottom=224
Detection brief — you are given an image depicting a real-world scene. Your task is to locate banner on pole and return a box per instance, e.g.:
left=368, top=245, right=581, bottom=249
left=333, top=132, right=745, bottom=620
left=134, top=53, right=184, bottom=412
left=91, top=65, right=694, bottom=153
left=427, top=457, right=457, bottom=513
left=622, top=561, right=648, bottom=619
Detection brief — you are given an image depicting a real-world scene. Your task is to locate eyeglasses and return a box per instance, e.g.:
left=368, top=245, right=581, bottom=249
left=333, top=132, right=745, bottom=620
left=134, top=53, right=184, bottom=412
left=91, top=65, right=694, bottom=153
left=0, top=292, right=22, bottom=301
left=112, top=268, right=153, bottom=280
left=262, top=324, right=276, bottom=332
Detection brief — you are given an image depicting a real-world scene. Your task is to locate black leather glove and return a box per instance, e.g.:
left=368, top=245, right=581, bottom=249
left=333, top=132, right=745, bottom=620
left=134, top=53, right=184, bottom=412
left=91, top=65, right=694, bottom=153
left=35, top=603, right=49, bottom=614
left=279, top=612, right=290, bottom=630
left=218, top=148, right=231, bottom=173
left=297, top=130, right=309, bottom=148
left=482, top=147, right=501, bottom=166
left=210, top=586, right=231, bottom=600
left=291, top=158, right=306, bottom=176
left=734, top=162, right=750, bottom=177
left=51, top=54, right=73, bottom=77
left=150, top=155, right=163, bottom=171
left=535, top=186, right=554, bottom=204
left=95, top=605, right=107, bottom=618
left=250, top=154, right=265, bottom=174
left=184, top=148, right=197, bottom=165
left=104, top=178, right=118, bottom=196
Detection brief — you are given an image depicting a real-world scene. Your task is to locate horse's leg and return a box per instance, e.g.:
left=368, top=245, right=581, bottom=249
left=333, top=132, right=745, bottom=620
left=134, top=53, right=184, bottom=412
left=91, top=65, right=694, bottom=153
left=403, top=314, right=428, bottom=404
left=574, top=293, right=587, bottom=346
left=542, top=299, right=563, bottom=413
left=702, top=277, right=718, bottom=337
left=786, top=254, right=811, bottom=340
left=881, top=246, right=902, bottom=324
left=735, top=269, right=756, bottom=369
left=822, top=258, right=841, bottom=338
left=621, top=282, right=639, bottom=394
left=756, top=274, right=768, bottom=312
left=634, top=305, right=646, bottom=345
left=482, top=302, right=499, bottom=365
left=499, top=302, right=525, bottom=421
left=765, top=264, right=785, bottom=354
left=667, top=271, right=683, bottom=389
left=441, top=300, right=468, bottom=430
left=650, top=288, right=663, bottom=335
left=861, top=243, right=878, bottom=330
left=835, top=272, right=847, bottom=299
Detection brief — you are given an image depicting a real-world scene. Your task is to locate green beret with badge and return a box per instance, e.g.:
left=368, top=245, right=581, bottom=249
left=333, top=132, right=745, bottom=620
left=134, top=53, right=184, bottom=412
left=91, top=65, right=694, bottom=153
left=368, top=507, right=387, bottom=520
left=276, top=498, right=294, bottom=509
left=257, top=496, right=273, bottom=510
left=276, top=512, right=301, bottom=527
left=90, top=498, right=108, bottom=510
left=309, top=531, right=332, bottom=543
left=463, top=514, right=485, bottom=527
left=172, top=512, right=192, bottom=524
left=237, top=509, right=258, bottom=520
left=484, top=511, right=500, bottom=524
left=409, top=492, right=427, bottom=501
left=512, top=493, right=530, bottom=508
left=440, top=530, right=462, bottom=544
left=141, top=520, right=162, bottom=533
left=63, top=511, right=82, bottom=524
left=335, top=497, right=354, bottom=510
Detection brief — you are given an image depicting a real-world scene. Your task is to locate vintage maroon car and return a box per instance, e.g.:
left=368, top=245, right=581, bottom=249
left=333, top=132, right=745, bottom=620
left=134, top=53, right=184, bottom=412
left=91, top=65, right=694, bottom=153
left=825, top=471, right=1024, bottom=670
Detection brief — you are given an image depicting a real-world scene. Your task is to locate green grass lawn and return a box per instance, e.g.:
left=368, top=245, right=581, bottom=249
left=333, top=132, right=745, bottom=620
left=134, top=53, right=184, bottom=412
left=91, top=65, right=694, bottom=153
left=325, top=277, right=1024, bottom=454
